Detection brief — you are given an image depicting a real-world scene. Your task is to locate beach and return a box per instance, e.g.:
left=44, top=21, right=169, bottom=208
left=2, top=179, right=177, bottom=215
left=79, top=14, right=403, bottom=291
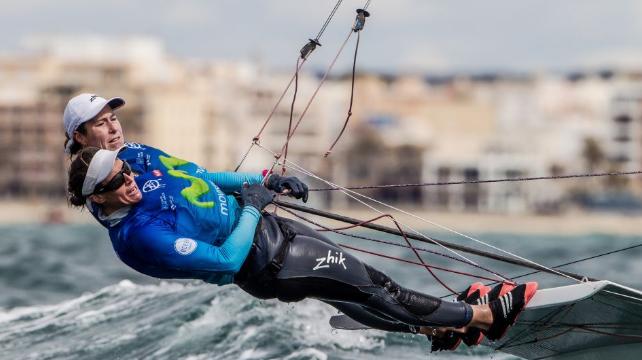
left=2, top=200, right=640, bottom=236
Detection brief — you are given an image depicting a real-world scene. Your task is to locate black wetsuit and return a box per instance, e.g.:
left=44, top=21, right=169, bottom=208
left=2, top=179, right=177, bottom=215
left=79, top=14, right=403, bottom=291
left=234, top=214, right=473, bottom=332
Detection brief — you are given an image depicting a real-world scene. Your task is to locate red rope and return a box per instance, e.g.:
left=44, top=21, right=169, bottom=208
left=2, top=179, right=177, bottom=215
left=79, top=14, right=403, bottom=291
left=275, top=203, right=458, bottom=295
left=339, top=243, right=500, bottom=282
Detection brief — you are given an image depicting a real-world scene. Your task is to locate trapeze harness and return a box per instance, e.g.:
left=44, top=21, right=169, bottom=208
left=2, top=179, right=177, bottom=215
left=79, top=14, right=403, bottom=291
left=234, top=213, right=473, bottom=331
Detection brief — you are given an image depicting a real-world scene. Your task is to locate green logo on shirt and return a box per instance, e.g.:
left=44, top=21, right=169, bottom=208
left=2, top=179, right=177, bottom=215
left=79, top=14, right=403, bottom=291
left=159, top=155, right=214, bottom=208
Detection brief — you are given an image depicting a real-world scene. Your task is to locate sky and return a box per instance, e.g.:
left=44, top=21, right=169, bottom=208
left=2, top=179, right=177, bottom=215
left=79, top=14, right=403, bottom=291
left=2, top=0, right=642, bottom=73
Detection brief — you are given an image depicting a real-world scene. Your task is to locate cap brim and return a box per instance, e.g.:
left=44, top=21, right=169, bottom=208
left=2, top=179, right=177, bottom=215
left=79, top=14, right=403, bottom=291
left=81, top=146, right=126, bottom=196
left=106, top=97, right=125, bottom=110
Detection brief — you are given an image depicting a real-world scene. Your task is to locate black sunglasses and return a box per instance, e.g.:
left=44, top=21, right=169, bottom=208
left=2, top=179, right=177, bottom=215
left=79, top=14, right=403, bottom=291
left=93, top=162, right=132, bottom=195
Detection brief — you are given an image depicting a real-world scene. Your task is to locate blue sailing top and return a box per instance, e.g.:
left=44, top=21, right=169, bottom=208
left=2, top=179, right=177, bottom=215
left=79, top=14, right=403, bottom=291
left=118, top=142, right=206, bottom=177
left=105, top=170, right=264, bottom=285
left=90, top=142, right=265, bottom=285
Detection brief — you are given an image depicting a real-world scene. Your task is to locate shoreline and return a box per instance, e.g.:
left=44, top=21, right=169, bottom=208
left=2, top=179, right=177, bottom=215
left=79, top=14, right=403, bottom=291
left=1, top=201, right=640, bottom=236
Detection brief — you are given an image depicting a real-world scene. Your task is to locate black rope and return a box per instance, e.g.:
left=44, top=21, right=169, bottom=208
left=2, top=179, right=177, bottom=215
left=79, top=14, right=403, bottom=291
left=278, top=203, right=510, bottom=280
left=310, top=170, right=642, bottom=191
left=439, top=243, right=642, bottom=299
left=509, top=243, right=642, bottom=282
left=274, top=200, right=594, bottom=282
left=324, top=31, right=361, bottom=157
left=236, top=0, right=348, bottom=171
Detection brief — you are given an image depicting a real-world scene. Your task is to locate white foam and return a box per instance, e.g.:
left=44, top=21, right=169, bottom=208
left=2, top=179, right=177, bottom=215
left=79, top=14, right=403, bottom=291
left=283, top=348, right=328, bottom=360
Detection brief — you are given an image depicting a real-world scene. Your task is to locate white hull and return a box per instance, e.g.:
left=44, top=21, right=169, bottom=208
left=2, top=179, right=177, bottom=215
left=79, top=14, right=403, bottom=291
left=488, top=281, right=642, bottom=359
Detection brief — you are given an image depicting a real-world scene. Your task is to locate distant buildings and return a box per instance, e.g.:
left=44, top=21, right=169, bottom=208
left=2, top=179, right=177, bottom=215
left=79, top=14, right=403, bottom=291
left=0, top=35, right=640, bottom=213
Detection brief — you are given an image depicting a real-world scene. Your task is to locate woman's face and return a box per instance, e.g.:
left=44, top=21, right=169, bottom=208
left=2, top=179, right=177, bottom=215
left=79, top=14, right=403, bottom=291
left=91, top=159, right=142, bottom=208
left=74, top=106, right=125, bottom=150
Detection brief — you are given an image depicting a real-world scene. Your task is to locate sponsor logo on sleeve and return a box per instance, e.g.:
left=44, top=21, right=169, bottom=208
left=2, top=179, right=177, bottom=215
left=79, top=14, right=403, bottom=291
left=174, top=238, right=197, bottom=255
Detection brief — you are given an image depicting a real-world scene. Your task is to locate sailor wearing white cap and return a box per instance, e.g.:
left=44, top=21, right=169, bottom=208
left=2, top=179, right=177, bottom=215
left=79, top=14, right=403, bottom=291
left=63, top=93, right=125, bottom=154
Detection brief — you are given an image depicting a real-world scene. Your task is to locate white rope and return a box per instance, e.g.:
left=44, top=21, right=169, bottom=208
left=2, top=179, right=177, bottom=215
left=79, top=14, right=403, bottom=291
left=255, top=143, right=509, bottom=282
left=255, top=143, right=588, bottom=284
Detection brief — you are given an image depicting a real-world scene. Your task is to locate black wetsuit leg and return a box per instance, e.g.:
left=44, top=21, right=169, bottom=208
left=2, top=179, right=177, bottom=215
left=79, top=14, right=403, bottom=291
left=323, top=300, right=416, bottom=333
left=235, top=215, right=473, bottom=329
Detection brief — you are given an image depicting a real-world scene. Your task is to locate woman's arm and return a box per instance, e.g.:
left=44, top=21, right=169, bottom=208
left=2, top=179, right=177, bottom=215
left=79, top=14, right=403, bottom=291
left=130, top=206, right=261, bottom=282
left=198, top=172, right=263, bottom=193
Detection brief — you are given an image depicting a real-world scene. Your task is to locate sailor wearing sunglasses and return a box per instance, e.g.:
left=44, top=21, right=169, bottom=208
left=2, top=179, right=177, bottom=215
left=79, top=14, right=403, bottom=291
left=67, top=146, right=536, bottom=346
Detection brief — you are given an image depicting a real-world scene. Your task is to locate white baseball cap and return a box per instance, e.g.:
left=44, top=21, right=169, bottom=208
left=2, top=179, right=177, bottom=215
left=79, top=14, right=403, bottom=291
left=81, top=146, right=125, bottom=196
left=63, top=93, right=125, bottom=153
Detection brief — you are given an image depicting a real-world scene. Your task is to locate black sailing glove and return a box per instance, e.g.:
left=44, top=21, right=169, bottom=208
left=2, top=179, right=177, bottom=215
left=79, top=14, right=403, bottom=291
left=241, top=184, right=275, bottom=211
left=266, top=174, right=309, bottom=203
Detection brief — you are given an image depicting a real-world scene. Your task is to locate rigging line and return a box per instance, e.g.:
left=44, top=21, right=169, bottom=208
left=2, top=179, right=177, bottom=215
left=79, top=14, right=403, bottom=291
left=233, top=142, right=256, bottom=173
left=257, top=145, right=504, bottom=282
left=518, top=321, right=642, bottom=330
left=593, top=297, right=642, bottom=321
left=282, top=57, right=302, bottom=175
left=276, top=204, right=494, bottom=286
left=276, top=203, right=456, bottom=293
left=314, top=0, right=344, bottom=41
left=260, top=5, right=372, bottom=173
left=339, top=243, right=500, bottom=282
left=253, top=58, right=307, bottom=141
left=324, top=30, right=361, bottom=157
left=279, top=30, right=354, bottom=153
left=264, top=144, right=596, bottom=283
left=265, top=147, right=582, bottom=284
left=495, top=305, right=576, bottom=351
left=277, top=202, right=510, bottom=279
left=274, top=197, right=595, bottom=283
left=492, top=243, right=642, bottom=284
left=325, top=7, right=370, bottom=157
left=261, top=29, right=356, bottom=178
left=235, top=0, right=347, bottom=172
left=457, top=246, right=642, bottom=304
left=501, top=323, right=642, bottom=350
left=275, top=204, right=456, bottom=293
left=233, top=58, right=307, bottom=172
left=309, top=170, right=642, bottom=191
left=563, top=325, right=642, bottom=340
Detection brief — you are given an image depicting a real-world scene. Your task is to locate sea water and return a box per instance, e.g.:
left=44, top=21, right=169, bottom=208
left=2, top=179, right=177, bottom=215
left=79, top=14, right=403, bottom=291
left=0, top=223, right=640, bottom=360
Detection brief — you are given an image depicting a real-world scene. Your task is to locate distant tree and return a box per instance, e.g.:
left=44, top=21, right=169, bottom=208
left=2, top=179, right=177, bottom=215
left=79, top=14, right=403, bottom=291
left=346, top=126, right=385, bottom=181
left=549, top=164, right=565, bottom=177
left=582, top=137, right=605, bottom=172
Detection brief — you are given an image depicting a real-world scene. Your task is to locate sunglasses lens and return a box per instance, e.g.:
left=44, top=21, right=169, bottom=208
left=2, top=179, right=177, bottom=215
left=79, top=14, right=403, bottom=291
left=123, top=162, right=132, bottom=175
left=94, top=162, right=130, bottom=194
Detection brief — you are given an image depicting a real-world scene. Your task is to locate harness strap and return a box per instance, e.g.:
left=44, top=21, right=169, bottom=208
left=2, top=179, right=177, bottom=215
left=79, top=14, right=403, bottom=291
left=267, top=219, right=297, bottom=274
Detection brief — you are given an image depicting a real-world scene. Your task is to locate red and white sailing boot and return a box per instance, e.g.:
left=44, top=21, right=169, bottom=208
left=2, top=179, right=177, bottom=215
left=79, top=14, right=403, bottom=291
left=430, top=282, right=489, bottom=352
left=483, top=282, right=538, bottom=341
left=461, top=282, right=515, bottom=346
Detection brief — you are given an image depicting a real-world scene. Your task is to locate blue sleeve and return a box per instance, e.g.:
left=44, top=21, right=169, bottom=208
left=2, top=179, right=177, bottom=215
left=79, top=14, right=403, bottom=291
left=198, top=172, right=264, bottom=193
left=131, top=206, right=261, bottom=284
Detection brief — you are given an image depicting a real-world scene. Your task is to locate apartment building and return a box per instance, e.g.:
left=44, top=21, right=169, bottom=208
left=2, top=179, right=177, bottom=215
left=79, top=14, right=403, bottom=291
left=1, top=36, right=640, bottom=214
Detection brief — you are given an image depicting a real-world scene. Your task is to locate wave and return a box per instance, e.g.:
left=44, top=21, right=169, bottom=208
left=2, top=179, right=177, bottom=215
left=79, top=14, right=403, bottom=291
left=0, top=281, right=409, bottom=360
